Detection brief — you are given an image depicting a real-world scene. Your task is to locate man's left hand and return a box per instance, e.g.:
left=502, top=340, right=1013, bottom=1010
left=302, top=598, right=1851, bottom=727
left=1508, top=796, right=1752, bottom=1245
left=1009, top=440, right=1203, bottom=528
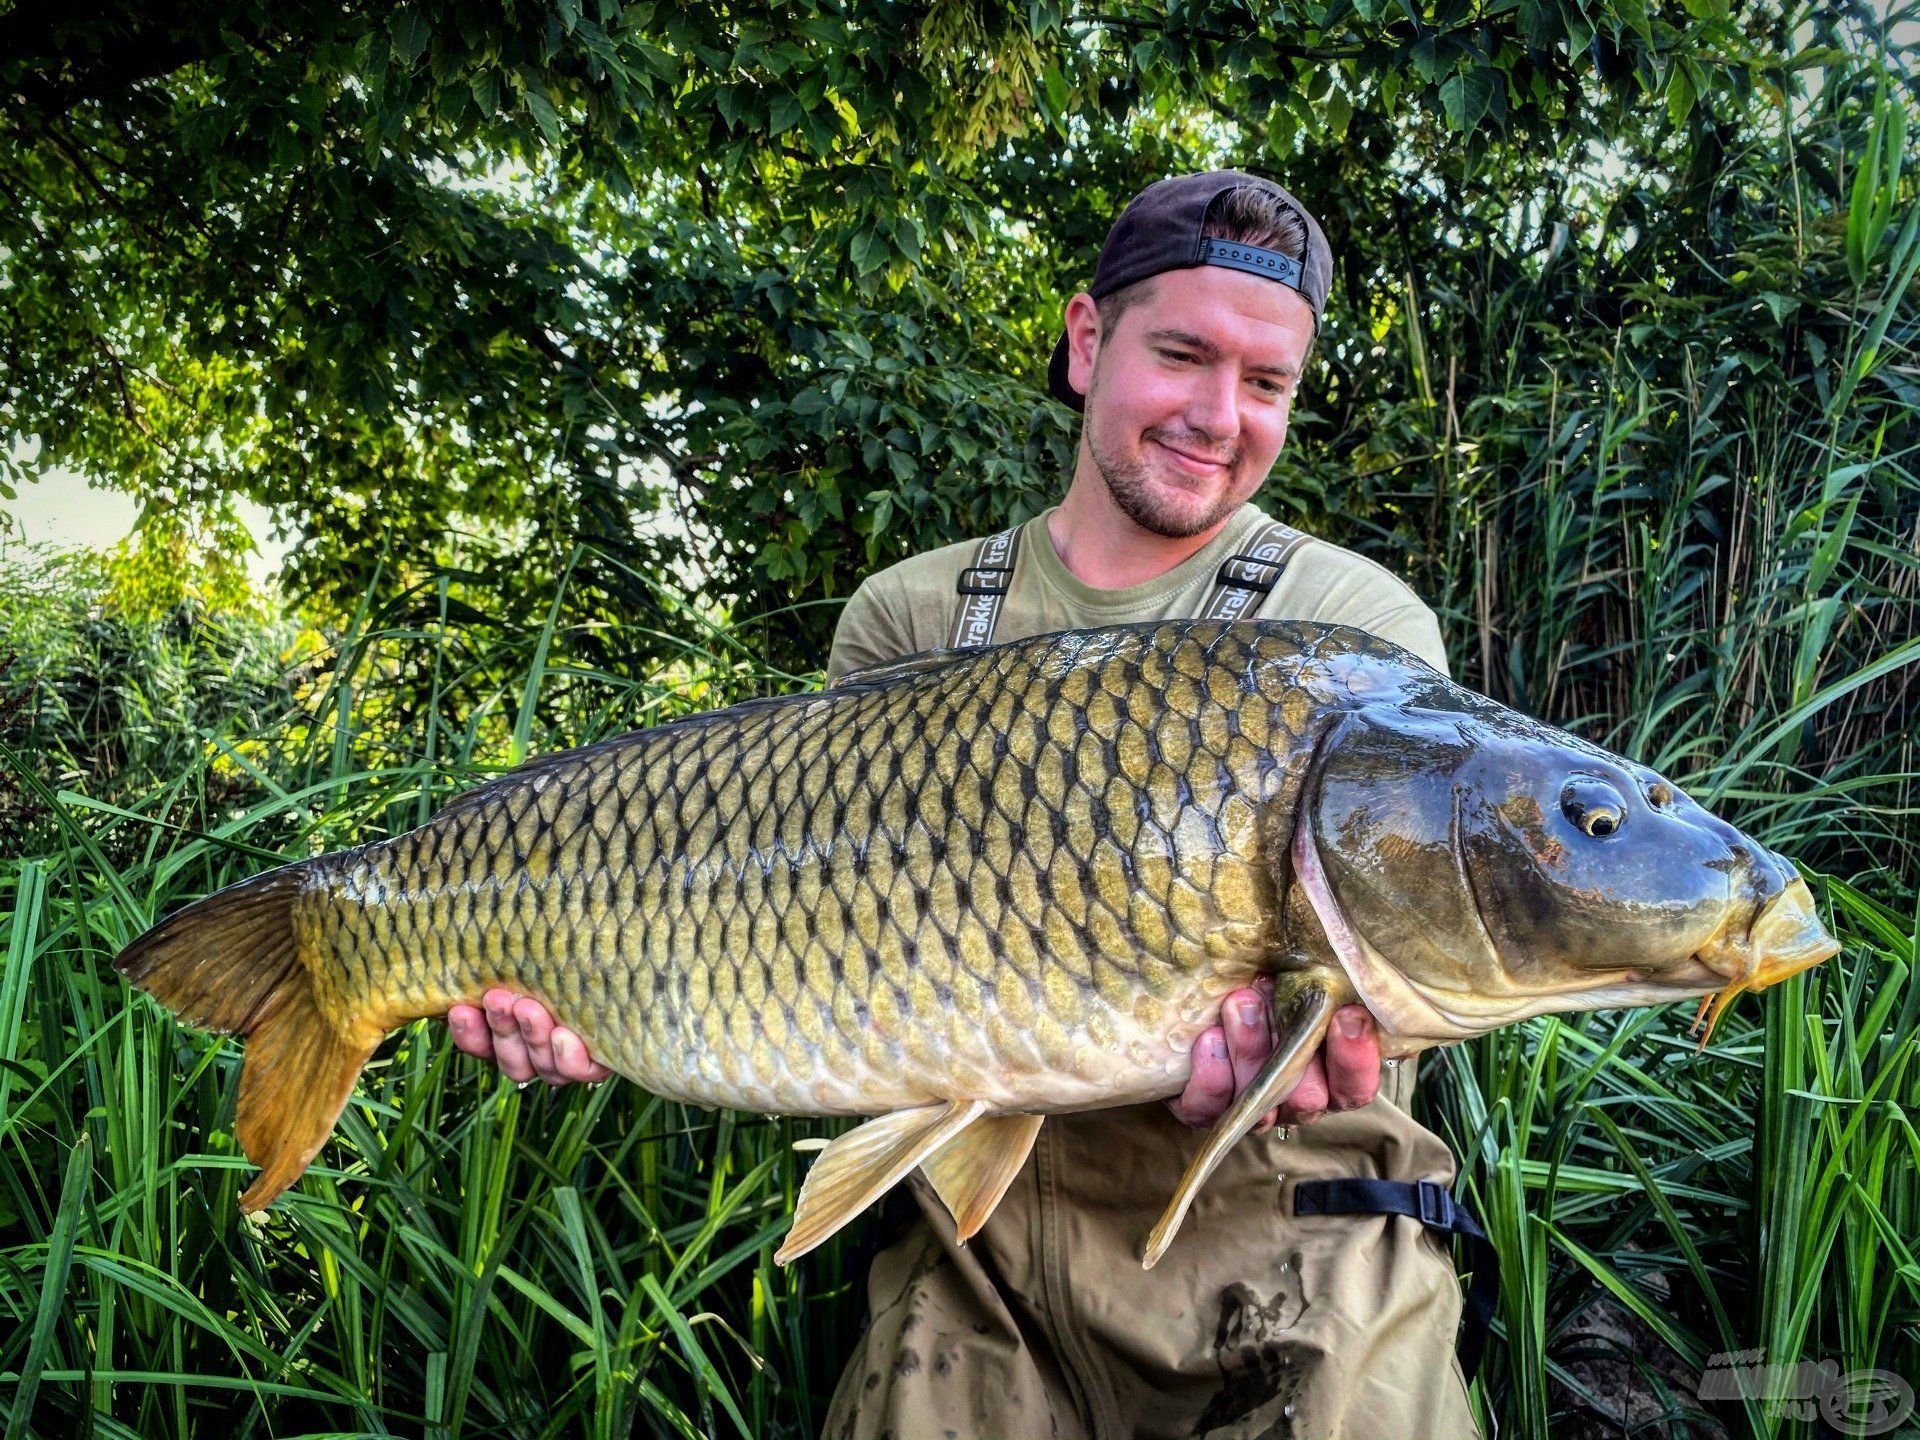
left=1164, top=979, right=1381, bottom=1129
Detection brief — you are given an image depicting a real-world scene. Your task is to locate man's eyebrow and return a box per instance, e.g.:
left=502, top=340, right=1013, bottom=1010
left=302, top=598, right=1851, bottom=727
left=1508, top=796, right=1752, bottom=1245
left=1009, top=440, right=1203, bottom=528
left=1143, top=328, right=1299, bottom=379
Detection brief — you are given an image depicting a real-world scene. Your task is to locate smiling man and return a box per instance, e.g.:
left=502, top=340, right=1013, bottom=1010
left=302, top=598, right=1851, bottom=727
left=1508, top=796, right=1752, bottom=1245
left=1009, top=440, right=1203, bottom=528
left=452, top=172, right=1485, bottom=1439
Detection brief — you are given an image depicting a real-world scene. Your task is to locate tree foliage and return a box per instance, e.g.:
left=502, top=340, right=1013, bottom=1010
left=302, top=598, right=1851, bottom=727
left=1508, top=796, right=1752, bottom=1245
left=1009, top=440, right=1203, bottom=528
left=8, top=0, right=1908, bottom=668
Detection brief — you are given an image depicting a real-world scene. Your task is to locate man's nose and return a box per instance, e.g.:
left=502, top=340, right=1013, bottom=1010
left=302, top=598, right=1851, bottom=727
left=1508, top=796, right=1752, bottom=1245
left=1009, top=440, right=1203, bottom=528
left=1182, top=364, right=1241, bottom=441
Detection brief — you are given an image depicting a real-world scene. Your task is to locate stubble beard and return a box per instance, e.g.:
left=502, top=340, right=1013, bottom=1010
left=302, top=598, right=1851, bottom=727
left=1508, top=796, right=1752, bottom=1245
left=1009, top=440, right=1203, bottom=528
left=1086, top=405, right=1244, bottom=541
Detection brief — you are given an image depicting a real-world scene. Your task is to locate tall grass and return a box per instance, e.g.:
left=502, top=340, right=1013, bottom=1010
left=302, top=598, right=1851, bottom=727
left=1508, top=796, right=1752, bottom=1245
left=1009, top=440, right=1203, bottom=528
left=0, top=562, right=877, bottom=1438
left=2, top=504, right=1912, bottom=1438
left=1394, top=53, right=1920, bottom=1440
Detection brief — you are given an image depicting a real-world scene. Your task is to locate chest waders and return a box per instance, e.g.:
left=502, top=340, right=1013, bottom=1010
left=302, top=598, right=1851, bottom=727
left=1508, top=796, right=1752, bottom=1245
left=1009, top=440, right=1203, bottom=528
left=858, top=516, right=1501, bottom=1387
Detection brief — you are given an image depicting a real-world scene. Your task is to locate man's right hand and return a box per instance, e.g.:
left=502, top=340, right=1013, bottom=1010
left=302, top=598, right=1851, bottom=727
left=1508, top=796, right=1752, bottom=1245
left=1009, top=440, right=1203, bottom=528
left=447, top=988, right=612, bottom=1084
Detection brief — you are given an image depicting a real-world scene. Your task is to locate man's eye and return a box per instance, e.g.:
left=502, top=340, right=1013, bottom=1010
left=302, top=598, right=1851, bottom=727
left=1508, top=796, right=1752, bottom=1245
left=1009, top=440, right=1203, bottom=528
left=1157, top=349, right=1194, bottom=363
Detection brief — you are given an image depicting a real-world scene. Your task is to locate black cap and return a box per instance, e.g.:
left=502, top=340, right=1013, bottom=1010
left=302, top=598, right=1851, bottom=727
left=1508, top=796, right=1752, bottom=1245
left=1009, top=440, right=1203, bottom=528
left=1047, top=169, right=1333, bottom=412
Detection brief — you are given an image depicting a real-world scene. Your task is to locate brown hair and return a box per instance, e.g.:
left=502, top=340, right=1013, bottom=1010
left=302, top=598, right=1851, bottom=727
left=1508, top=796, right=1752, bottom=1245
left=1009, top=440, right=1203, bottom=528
left=1093, top=185, right=1314, bottom=346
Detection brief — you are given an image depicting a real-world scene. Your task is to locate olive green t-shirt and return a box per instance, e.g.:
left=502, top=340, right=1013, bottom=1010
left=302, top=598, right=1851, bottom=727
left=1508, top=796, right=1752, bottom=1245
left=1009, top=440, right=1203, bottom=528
left=826, top=501, right=1449, bottom=684
left=825, top=501, right=1449, bottom=1112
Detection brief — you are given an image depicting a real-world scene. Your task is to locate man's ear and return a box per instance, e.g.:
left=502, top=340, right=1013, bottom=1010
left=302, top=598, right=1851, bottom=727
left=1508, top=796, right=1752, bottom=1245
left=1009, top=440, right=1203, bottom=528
left=1063, top=292, right=1101, bottom=399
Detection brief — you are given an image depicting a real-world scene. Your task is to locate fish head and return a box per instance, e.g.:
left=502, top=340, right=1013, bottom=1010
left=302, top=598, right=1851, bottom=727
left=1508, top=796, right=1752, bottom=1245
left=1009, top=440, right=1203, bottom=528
left=1290, top=704, right=1841, bottom=1042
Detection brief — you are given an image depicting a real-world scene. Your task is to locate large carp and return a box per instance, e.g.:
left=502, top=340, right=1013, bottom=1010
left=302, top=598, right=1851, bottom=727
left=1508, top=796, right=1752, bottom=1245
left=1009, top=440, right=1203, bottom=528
left=116, top=620, right=1838, bottom=1266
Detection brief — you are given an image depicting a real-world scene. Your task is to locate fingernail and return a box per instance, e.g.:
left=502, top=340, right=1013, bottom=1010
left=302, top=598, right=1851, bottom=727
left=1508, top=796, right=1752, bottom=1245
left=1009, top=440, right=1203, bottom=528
left=1207, top=1034, right=1227, bottom=1057
left=553, top=1033, right=572, bottom=1060
left=1238, top=1000, right=1263, bottom=1026
left=1337, top=1011, right=1367, bottom=1039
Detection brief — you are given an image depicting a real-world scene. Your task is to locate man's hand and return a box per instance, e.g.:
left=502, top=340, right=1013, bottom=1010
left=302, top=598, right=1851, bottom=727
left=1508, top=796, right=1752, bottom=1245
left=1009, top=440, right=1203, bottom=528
left=1165, top=979, right=1382, bottom=1130
left=447, top=989, right=612, bottom=1085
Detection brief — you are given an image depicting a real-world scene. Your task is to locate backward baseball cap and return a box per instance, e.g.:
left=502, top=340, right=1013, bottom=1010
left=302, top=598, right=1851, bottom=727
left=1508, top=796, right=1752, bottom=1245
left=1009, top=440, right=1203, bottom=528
left=1047, top=169, right=1334, bottom=413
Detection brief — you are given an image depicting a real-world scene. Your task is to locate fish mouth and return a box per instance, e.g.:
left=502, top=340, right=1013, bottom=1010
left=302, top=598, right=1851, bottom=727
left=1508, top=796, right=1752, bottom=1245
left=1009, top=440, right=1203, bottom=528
left=1687, top=877, right=1841, bottom=1048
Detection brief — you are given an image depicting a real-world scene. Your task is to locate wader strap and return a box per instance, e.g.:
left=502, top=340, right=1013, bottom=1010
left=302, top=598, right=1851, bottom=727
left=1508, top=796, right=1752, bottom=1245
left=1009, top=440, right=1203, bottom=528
left=1199, top=519, right=1310, bottom=622
left=1190, top=526, right=1313, bottom=625
left=1293, top=1177, right=1499, bottom=1384
left=950, top=525, right=1022, bottom=649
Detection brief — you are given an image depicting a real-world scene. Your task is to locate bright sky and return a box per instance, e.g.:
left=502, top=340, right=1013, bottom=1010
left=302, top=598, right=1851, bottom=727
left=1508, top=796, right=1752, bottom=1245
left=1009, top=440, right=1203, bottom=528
left=5, top=458, right=291, bottom=588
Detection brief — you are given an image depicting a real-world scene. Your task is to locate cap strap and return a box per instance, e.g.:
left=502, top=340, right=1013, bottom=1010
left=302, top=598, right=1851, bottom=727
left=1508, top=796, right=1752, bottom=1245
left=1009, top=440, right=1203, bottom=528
left=1200, top=237, right=1304, bottom=289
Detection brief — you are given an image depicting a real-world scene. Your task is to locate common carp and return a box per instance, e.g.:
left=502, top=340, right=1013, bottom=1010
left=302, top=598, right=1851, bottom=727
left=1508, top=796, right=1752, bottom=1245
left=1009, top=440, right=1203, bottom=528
left=115, top=619, right=1838, bottom=1266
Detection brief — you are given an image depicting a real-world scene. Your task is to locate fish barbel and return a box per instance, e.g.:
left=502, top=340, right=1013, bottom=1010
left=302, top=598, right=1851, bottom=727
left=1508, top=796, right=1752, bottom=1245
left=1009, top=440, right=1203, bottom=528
left=114, top=620, right=1839, bottom=1265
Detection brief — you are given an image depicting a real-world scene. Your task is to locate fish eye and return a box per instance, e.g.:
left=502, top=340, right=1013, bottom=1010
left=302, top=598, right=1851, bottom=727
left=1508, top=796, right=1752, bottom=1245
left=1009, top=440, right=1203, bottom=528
left=1561, top=776, right=1627, bottom=838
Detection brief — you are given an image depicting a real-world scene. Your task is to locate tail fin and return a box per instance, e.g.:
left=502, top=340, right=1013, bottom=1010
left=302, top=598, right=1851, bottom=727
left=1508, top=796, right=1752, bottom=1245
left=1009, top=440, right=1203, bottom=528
left=115, top=862, right=380, bottom=1212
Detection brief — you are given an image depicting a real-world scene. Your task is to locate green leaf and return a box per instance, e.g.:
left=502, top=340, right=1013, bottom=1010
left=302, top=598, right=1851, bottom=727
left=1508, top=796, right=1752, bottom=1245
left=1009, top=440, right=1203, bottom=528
left=769, top=90, right=804, bottom=135
left=1325, top=87, right=1353, bottom=139
left=471, top=71, right=501, bottom=117
left=1439, top=68, right=1498, bottom=133
left=1408, top=36, right=1442, bottom=83
left=850, top=229, right=889, bottom=276
left=390, top=8, right=431, bottom=65
left=1666, top=59, right=1696, bottom=129
left=1043, top=63, right=1070, bottom=117
left=7, top=1135, right=90, bottom=1440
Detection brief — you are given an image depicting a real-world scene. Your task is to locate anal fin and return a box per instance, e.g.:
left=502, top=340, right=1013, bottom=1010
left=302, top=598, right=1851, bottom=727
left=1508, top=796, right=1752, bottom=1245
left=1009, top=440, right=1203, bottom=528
left=776, top=1099, right=987, bottom=1265
left=1142, top=968, right=1341, bottom=1269
left=921, top=1112, right=1043, bottom=1243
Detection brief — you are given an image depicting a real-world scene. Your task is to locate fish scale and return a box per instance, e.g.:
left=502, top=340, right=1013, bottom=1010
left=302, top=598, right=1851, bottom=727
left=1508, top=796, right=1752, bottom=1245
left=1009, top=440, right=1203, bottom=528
left=291, top=622, right=1320, bottom=1119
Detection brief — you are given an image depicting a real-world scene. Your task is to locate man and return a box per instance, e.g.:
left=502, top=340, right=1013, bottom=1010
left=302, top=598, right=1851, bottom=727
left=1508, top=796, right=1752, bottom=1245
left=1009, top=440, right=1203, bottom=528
left=450, top=171, right=1484, bottom=1440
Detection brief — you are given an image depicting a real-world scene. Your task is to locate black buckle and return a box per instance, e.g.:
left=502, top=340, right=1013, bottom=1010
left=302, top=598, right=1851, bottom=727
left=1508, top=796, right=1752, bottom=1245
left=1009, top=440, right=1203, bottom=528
left=1417, top=1178, right=1453, bottom=1229
left=1213, top=553, right=1284, bottom=595
left=956, top=564, right=1012, bottom=596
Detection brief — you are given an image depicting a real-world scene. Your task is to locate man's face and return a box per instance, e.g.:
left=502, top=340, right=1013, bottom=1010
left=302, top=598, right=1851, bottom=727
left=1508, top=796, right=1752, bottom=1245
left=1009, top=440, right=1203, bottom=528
left=1064, top=264, right=1315, bottom=539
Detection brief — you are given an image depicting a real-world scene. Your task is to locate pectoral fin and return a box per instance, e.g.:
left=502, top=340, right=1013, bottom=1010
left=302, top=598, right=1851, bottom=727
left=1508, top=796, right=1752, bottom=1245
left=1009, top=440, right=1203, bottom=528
left=776, top=1099, right=988, bottom=1264
left=922, top=1112, right=1044, bottom=1243
left=1142, top=969, right=1340, bottom=1269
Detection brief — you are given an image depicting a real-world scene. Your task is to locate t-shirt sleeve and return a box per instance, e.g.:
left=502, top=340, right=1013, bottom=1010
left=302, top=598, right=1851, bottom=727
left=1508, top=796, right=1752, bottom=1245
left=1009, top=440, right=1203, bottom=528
left=826, top=571, right=918, bottom=686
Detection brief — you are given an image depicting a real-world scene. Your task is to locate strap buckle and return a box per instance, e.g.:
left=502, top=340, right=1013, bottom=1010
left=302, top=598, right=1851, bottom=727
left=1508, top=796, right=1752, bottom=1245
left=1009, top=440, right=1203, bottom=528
left=956, top=564, right=1013, bottom=597
left=1416, top=1178, right=1454, bottom=1230
left=1213, top=552, right=1285, bottom=596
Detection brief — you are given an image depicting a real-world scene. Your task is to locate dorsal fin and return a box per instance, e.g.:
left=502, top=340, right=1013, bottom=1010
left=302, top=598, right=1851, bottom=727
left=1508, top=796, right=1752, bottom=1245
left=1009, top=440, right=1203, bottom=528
left=833, top=643, right=992, bottom=690
left=435, top=647, right=994, bottom=823
left=433, top=690, right=827, bottom=821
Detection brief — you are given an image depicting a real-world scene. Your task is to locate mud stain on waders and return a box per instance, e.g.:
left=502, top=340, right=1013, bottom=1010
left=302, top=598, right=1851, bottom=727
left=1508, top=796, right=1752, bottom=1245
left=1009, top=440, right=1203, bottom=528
left=1192, top=1253, right=1309, bottom=1437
